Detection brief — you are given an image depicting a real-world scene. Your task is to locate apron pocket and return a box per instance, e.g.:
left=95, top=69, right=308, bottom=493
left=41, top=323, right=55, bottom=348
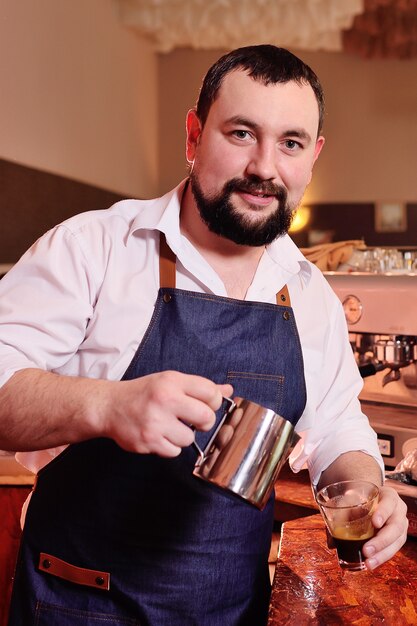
left=34, top=601, right=142, bottom=625
left=226, top=371, right=284, bottom=415
left=38, top=552, right=110, bottom=591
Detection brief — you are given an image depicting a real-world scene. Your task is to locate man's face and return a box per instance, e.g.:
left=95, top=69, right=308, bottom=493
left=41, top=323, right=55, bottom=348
left=186, top=70, right=325, bottom=246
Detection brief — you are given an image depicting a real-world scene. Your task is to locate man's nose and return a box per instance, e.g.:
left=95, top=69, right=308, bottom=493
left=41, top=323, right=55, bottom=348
left=245, top=142, right=277, bottom=181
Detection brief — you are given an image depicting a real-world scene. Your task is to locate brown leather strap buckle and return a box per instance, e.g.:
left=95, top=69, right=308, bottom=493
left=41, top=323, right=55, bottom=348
left=276, top=285, right=291, bottom=306
left=38, top=552, right=110, bottom=591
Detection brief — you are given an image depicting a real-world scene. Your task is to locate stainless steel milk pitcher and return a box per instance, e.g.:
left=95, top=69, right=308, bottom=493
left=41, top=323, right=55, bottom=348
left=193, top=397, right=300, bottom=510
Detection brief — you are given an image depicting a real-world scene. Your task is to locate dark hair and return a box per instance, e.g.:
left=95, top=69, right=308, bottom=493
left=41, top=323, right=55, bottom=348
left=196, top=45, right=325, bottom=135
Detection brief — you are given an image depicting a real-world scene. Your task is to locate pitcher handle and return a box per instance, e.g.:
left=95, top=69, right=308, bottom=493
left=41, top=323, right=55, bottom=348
left=193, top=396, right=236, bottom=465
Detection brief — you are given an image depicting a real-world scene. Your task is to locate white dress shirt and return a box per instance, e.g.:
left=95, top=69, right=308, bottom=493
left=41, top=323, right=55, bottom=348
left=0, top=180, right=383, bottom=484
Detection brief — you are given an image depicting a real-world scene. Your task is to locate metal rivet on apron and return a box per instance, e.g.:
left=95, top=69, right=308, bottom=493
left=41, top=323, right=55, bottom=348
left=283, top=311, right=290, bottom=321
left=95, top=576, right=105, bottom=586
left=280, top=294, right=286, bottom=302
left=163, top=293, right=172, bottom=303
left=42, top=559, right=51, bottom=569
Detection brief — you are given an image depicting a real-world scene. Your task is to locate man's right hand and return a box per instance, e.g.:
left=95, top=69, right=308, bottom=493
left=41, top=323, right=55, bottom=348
left=99, top=371, right=233, bottom=457
left=0, top=368, right=232, bottom=458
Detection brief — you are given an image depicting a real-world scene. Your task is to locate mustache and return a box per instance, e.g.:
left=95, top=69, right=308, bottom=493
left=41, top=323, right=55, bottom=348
left=224, top=176, right=287, bottom=201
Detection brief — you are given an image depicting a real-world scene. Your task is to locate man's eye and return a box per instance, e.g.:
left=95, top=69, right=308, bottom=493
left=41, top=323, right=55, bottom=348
left=285, top=139, right=301, bottom=150
left=232, top=130, right=251, bottom=140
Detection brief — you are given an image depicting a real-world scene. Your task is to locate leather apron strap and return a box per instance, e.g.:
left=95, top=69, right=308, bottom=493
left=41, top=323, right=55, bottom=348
left=159, top=233, right=291, bottom=306
left=159, top=233, right=176, bottom=289
left=276, top=285, right=290, bottom=306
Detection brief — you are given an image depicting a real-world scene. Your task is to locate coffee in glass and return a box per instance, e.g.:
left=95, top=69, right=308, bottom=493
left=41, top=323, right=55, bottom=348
left=316, top=480, right=380, bottom=571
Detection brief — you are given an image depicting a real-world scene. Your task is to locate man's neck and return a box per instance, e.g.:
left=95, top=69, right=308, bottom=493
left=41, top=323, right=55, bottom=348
left=180, top=184, right=265, bottom=299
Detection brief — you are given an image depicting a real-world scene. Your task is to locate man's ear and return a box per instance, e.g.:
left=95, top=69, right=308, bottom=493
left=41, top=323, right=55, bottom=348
left=313, top=135, right=325, bottom=164
left=306, top=135, right=325, bottom=185
left=186, top=108, right=202, bottom=164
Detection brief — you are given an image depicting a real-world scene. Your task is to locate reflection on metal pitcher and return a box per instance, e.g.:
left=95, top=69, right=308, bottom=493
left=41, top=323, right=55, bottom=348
left=193, top=397, right=300, bottom=510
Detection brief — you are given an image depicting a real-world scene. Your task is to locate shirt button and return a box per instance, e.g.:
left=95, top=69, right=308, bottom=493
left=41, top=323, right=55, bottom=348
left=283, top=311, right=290, bottom=321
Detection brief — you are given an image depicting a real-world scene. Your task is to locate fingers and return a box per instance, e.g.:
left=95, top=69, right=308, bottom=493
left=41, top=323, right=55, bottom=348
left=110, top=372, right=234, bottom=458
left=219, top=383, right=234, bottom=401
left=181, top=377, right=232, bottom=416
left=362, top=486, right=408, bottom=570
left=156, top=438, right=182, bottom=458
left=167, top=375, right=233, bottom=431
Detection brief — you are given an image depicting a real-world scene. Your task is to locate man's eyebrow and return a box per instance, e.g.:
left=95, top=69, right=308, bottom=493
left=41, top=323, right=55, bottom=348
left=224, top=116, right=261, bottom=130
left=283, top=129, right=312, bottom=143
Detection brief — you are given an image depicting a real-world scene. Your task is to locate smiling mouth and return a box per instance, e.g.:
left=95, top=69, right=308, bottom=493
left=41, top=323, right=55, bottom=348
left=248, top=191, right=273, bottom=198
left=237, top=189, right=277, bottom=207
left=239, top=186, right=275, bottom=196
left=224, top=176, right=286, bottom=209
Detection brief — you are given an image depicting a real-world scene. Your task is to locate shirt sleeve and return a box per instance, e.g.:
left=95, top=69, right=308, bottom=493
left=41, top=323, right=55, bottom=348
left=0, top=225, right=96, bottom=388
left=289, top=285, right=384, bottom=486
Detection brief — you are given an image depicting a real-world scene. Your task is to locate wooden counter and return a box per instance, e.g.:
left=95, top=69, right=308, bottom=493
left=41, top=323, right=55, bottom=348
left=3, top=467, right=417, bottom=625
left=274, top=465, right=317, bottom=523
left=268, top=514, right=417, bottom=625
left=0, top=485, right=32, bottom=626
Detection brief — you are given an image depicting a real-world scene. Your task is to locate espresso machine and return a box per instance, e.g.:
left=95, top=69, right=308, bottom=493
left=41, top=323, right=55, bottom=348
left=324, top=271, right=417, bottom=470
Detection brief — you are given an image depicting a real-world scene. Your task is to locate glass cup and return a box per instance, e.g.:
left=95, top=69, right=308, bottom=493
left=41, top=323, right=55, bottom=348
left=316, top=480, right=380, bottom=571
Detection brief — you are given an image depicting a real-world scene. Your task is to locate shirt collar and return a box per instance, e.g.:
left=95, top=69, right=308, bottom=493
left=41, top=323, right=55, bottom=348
left=266, top=235, right=312, bottom=287
left=127, top=180, right=187, bottom=248
left=128, top=179, right=312, bottom=287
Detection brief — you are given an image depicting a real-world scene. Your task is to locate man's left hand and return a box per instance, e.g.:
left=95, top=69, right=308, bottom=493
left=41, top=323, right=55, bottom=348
left=362, top=485, right=408, bottom=570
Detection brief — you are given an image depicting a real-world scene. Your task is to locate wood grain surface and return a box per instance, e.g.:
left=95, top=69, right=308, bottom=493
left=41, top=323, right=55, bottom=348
left=0, top=486, right=31, bottom=626
left=268, top=514, right=417, bottom=625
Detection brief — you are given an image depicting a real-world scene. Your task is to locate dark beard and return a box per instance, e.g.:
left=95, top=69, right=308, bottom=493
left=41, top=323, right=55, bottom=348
left=189, top=172, right=293, bottom=246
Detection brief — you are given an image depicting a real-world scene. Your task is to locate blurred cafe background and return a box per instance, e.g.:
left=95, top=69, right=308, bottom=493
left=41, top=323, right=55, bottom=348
left=0, top=0, right=417, bottom=270
left=2, top=2, right=417, bottom=623
left=1, top=3, right=417, bottom=461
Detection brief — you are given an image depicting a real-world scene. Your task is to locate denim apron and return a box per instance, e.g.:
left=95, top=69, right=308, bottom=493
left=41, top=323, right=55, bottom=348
left=8, top=234, right=307, bottom=626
